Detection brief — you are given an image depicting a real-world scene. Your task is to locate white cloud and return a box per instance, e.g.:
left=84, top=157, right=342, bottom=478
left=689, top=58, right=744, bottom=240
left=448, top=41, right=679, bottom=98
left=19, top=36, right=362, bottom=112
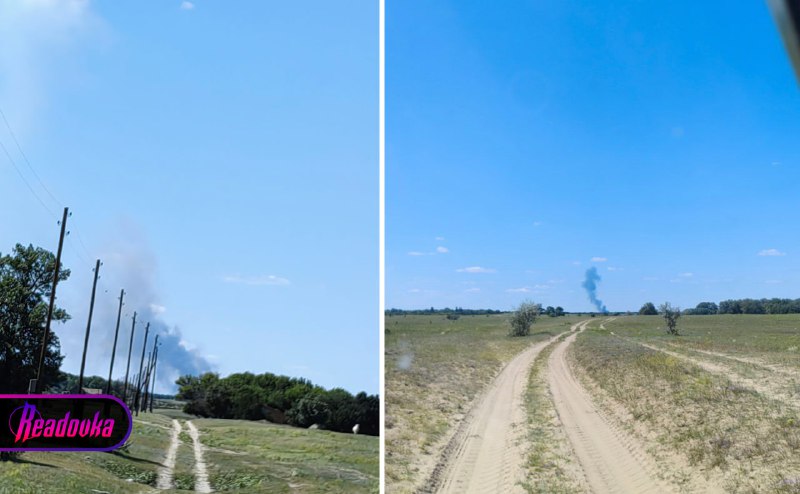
left=180, top=1, right=195, bottom=10
left=464, top=287, right=480, bottom=293
left=408, top=288, right=421, bottom=293
left=506, top=287, right=531, bottom=293
left=679, top=272, right=693, bottom=278
left=149, top=303, right=166, bottom=315
left=572, top=261, right=581, bottom=266
left=407, top=251, right=429, bottom=256
left=457, top=266, right=496, bottom=274
left=533, top=221, right=543, bottom=227
left=435, top=236, right=445, bottom=241
left=222, top=274, right=290, bottom=286
left=591, top=257, right=608, bottom=262
left=436, top=246, right=449, bottom=254
left=765, top=279, right=783, bottom=284
left=758, top=248, right=786, bottom=257
left=642, top=276, right=659, bottom=281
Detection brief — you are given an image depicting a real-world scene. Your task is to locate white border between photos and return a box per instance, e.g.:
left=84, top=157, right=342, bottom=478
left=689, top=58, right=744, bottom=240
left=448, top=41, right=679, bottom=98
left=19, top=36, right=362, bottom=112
left=379, top=0, right=386, bottom=491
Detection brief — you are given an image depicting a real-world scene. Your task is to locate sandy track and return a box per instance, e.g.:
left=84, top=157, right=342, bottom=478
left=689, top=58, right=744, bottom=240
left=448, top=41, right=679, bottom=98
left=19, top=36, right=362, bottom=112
left=156, top=419, right=182, bottom=490
left=187, top=421, right=213, bottom=493
left=549, top=322, right=668, bottom=494
left=427, top=324, right=577, bottom=494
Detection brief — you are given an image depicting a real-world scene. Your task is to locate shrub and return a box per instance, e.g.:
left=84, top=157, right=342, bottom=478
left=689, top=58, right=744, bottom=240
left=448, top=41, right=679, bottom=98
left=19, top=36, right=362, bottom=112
left=509, top=301, right=541, bottom=337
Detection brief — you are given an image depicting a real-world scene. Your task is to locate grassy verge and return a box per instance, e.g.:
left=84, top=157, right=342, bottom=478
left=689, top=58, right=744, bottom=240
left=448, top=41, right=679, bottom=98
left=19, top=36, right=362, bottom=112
left=198, top=418, right=378, bottom=493
left=521, top=333, right=586, bottom=494
left=0, top=410, right=377, bottom=494
left=385, top=313, right=580, bottom=493
left=570, top=323, right=800, bottom=493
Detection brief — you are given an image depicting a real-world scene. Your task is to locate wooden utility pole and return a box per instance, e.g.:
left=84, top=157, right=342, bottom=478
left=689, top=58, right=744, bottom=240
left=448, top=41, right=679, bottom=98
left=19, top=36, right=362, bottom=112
left=142, top=334, right=159, bottom=412
left=134, top=322, right=150, bottom=416
left=106, top=289, right=125, bottom=395
left=141, top=351, right=152, bottom=413
left=122, top=312, right=137, bottom=405
left=78, top=259, right=102, bottom=394
left=149, top=345, right=159, bottom=413
left=35, top=207, right=68, bottom=393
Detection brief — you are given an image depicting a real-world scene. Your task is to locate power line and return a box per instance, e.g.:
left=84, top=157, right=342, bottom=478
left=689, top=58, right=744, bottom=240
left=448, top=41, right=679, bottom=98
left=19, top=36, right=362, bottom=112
left=0, top=136, right=56, bottom=219
left=0, top=106, right=63, bottom=208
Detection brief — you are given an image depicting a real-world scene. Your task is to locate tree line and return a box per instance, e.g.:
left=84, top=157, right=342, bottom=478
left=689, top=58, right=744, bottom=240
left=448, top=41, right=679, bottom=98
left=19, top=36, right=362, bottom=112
left=639, top=298, right=800, bottom=316
left=175, top=371, right=380, bottom=436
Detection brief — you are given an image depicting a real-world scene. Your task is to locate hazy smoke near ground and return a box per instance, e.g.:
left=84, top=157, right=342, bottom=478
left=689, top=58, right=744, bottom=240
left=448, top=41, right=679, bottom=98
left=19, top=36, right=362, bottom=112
left=64, top=222, right=213, bottom=394
left=582, top=267, right=608, bottom=313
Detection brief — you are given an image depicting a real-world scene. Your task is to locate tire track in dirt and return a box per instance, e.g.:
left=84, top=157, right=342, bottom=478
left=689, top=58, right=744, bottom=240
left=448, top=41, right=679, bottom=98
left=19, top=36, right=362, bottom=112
left=549, top=321, right=669, bottom=494
left=422, top=323, right=580, bottom=494
left=636, top=341, right=800, bottom=409
left=187, top=421, right=213, bottom=493
left=156, top=419, right=182, bottom=490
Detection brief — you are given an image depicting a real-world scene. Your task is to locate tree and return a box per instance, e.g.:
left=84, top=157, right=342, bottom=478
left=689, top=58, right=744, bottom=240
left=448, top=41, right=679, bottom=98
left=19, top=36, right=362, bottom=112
left=545, top=306, right=556, bottom=317
left=659, top=302, right=681, bottom=335
left=0, top=244, right=70, bottom=393
left=509, top=300, right=540, bottom=337
left=639, top=302, right=657, bottom=315
left=555, top=306, right=564, bottom=317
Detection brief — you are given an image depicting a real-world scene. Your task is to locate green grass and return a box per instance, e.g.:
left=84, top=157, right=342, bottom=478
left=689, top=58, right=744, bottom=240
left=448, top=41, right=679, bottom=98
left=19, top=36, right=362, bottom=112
left=0, top=410, right=378, bottom=494
left=198, top=419, right=378, bottom=493
left=385, top=313, right=581, bottom=493
left=608, top=314, right=800, bottom=368
left=571, top=316, right=800, bottom=493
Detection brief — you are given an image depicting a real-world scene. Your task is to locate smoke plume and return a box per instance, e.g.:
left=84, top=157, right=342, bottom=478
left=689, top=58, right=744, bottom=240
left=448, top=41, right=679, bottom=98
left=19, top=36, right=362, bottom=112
left=61, top=221, right=213, bottom=394
left=582, top=267, right=608, bottom=313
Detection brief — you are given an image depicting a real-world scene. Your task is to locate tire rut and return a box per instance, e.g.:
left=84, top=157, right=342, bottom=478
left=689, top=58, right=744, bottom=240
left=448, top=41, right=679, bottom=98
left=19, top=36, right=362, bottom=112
left=548, top=321, right=669, bottom=494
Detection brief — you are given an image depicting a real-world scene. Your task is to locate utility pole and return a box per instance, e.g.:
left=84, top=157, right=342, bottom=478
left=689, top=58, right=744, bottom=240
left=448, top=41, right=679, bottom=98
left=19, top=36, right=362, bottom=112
left=105, top=289, right=125, bottom=395
left=35, top=207, right=69, bottom=393
left=142, top=335, right=159, bottom=412
left=149, top=345, right=159, bottom=413
left=122, top=312, right=137, bottom=405
left=141, top=351, right=152, bottom=413
left=78, top=259, right=102, bottom=394
left=134, top=322, right=150, bottom=416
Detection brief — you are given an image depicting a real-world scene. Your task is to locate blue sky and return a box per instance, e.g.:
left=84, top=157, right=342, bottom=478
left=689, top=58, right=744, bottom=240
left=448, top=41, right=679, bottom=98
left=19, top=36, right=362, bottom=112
left=387, top=0, right=800, bottom=312
left=0, top=0, right=378, bottom=394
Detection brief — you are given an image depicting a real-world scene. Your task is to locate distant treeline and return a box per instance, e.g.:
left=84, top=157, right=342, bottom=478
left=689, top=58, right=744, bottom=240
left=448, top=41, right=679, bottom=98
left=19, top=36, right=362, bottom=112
left=175, top=372, right=379, bottom=436
left=386, top=307, right=505, bottom=316
left=684, top=299, right=800, bottom=315
left=51, top=372, right=175, bottom=400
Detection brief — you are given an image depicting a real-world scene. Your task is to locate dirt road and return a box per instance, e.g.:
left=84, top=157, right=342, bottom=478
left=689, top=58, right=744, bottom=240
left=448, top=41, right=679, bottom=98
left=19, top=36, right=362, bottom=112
left=548, top=322, right=667, bottom=493
left=156, top=419, right=182, bottom=490
left=429, top=324, right=578, bottom=493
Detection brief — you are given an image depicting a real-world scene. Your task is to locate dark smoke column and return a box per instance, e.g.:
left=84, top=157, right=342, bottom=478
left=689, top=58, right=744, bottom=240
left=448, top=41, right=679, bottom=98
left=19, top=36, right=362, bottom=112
left=582, top=267, right=608, bottom=313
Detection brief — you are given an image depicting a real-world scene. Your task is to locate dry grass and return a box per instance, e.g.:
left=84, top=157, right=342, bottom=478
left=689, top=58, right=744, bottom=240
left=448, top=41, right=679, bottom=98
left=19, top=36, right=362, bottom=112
left=570, top=318, right=800, bottom=493
left=521, top=334, right=586, bottom=493
left=384, top=313, right=580, bottom=493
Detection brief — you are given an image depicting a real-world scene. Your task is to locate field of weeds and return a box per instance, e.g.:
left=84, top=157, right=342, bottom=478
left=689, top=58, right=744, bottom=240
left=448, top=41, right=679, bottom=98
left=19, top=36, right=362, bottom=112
left=571, top=316, right=800, bottom=493
left=384, top=313, right=580, bottom=493
left=0, top=410, right=378, bottom=494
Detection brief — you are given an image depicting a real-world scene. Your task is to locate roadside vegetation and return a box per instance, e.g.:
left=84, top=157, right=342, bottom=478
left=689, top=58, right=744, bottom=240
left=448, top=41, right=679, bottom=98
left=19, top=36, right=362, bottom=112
left=570, top=316, right=800, bottom=492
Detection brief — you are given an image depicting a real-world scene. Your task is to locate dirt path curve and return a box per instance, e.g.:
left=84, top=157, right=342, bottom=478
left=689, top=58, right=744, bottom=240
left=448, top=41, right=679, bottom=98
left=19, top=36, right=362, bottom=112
left=156, top=419, right=182, bottom=490
left=428, top=323, right=579, bottom=494
left=549, top=321, right=669, bottom=494
left=187, top=421, right=213, bottom=493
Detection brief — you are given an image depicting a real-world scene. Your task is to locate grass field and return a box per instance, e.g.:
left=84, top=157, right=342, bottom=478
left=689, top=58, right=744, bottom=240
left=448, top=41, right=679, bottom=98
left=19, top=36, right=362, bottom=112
left=384, top=313, right=582, bottom=493
left=0, top=409, right=379, bottom=494
left=572, top=315, right=800, bottom=493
